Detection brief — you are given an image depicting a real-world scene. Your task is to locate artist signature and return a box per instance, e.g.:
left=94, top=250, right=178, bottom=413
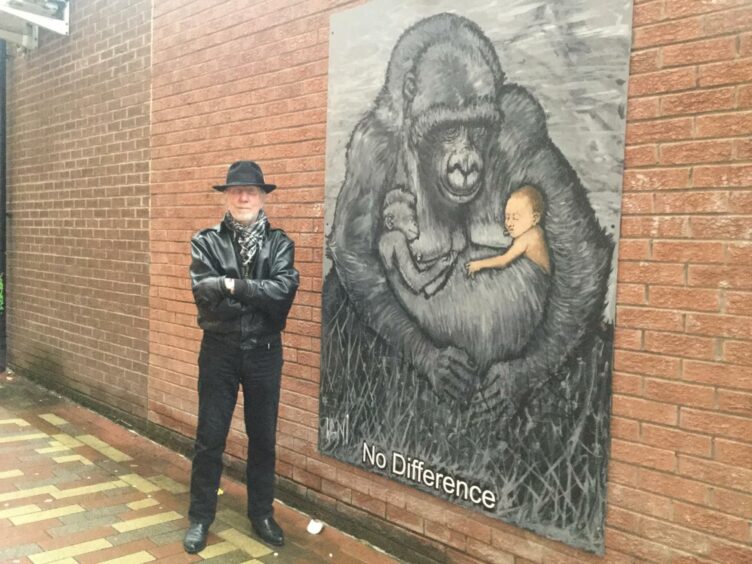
left=321, top=415, right=349, bottom=445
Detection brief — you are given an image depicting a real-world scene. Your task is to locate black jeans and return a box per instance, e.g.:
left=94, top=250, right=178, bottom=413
left=188, top=332, right=283, bottom=525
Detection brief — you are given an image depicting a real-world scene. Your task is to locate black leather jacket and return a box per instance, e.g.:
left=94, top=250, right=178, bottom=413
left=189, top=220, right=299, bottom=349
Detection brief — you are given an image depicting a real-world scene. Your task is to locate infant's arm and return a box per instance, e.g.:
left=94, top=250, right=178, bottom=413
left=466, top=237, right=530, bottom=274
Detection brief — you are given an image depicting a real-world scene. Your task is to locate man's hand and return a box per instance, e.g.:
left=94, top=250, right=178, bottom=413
left=224, top=277, right=235, bottom=295
left=194, top=277, right=226, bottom=306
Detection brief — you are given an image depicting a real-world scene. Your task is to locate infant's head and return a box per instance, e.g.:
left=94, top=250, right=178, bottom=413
left=505, top=185, right=545, bottom=238
left=383, top=189, right=419, bottom=240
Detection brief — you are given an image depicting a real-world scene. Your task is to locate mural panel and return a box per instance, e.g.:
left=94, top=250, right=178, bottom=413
left=319, top=0, right=633, bottom=552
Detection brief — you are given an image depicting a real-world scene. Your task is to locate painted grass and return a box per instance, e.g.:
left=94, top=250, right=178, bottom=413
left=320, top=274, right=612, bottom=553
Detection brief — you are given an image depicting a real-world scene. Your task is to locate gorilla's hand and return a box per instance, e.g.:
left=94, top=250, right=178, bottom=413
left=468, top=362, right=525, bottom=421
left=421, top=346, right=476, bottom=401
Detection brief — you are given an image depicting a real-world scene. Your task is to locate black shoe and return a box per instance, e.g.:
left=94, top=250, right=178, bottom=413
left=251, top=515, right=284, bottom=547
left=183, top=521, right=210, bottom=554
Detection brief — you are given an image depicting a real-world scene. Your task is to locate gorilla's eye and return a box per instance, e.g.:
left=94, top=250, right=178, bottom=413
left=443, top=126, right=460, bottom=139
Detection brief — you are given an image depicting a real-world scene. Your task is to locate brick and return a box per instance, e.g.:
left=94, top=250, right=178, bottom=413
left=678, top=455, right=752, bottom=493
left=660, top=87, right=736, bottom=116
left=681, top=408, right=752, bottom=442
left=729, top=192, right=752, bottom=214
left=618, top=262, right=686, bottom=285
left=696, top=111, right=752, bottom=138
left=465, top=538, right=514, bottom=564
left=608, top=483, right=674, bottom=519
left=620, top=216, right=690, bottom=238
left=618, top=239, right=650, bottom=261
left=686, top=313, right=752, bottom=339
left=714, top=438, right=752, bottom=468
left=664, top=0, right=749, bottom=18
left=726, top=291, right=752, bottom=315
left=709, top=488, right=752, bottom=519
left=725, top=340, right=752, bottom=365
left=629, top=49, right=661, bottom=74
left=351, top=490, right=386, bottom=518
left=699, top=58, right=752, bottom=87
left=611, top=439, right=677, bottom=472
left=683, top=360, right=752, bottom=390
left=652, top=240, right=725, bottom=264
left=633, top=1, right=664, bottom=26
left=648, top=286, right=721, bottom=312
left=385, top=504, right=423, bottom=534
left=716, top=389, right=752, bottom=416
left=424, top=519, right=466, bottom=551
left=660, top=140, right=733, bottom=165
left=636, top=467, right=711, bottom=505
left=627, top=97, right=660, bottom=120
left=624, top=145, right=658, bottom=167
left=632, top=18, right=704, bottom=49
left=614, top=350, right=681, bottom=379
left=616, top=283, right=647, bottom=305
left=610, top=415, right=641, bottom=440
left=673, top=501, right=749, bottom=542
left=621, top=192, right=654, bottom=214
left=693, top=164, right=752, bottom=188
left=663, top=37, right=736, bottom=67
left=614, top=328, right=643, bottom=351
left=644, top=330, right=715, bottom=360
left=705, top=6, right=752, bottom=34
left=625, top=117, right=693, bottom=143
left=688, top=265, right=752, bottom=290
left=612, top=394, right=678, bottom=425
left=616, top=306, right=684, bottom=331
left=644, top=379, right=716, bottom=410
left=623, top=168, right=690, bottom=191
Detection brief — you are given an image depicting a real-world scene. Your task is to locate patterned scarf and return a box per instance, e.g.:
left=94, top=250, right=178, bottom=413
left=223, top=209, right=268, bottom=277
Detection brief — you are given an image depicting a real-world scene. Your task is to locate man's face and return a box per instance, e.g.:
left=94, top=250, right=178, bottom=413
left=504, top=193, right=539, bottom=238
left=225, top=185, right=267, bottom=224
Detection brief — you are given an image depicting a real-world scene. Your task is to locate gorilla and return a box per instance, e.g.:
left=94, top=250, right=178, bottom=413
left=324, top=12, right=612, bottom=407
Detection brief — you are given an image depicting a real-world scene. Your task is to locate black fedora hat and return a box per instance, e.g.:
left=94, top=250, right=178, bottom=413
left=213, top=160, right=277, bottom=193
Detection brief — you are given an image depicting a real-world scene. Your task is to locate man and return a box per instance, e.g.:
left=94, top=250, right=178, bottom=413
left=183, top=160, right=299, bottom=554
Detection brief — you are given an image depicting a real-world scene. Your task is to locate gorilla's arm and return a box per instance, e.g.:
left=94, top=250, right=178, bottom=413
left=481, top=85, right=613, bottom=409
left=331, top=114, right=475, bottom=395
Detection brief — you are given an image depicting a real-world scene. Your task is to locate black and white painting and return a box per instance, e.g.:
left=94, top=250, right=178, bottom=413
left=319, top=0, right=633, bottom=553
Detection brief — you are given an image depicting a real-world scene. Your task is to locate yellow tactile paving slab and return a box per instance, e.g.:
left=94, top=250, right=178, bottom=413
left=28, top=539, right=113, bottom=564
left=147, top=474, right=188, bottom=494
left=52, top=480, right=128, bottom=499
left=112, top=510, right=183, bottom=533
left=0, top=504, right=41, bottom=519
left=101, top=551, right=156, bottom=564
left=38, top=413, right=68, bottom=426
left=10, top=503, right=85, bottom=525
left=76, top=434, right=133, bottom=462
left=126, top=497, right=159, bottom=510
left=0, top=469, right=23, bottom=479
left=0, top=485, right=57, bottom=502
left=0, top=432, right=47, bottom=443
left=217, top=527, right=273, bottom=558
left=0, top=417, right=30, bottom=426
left=52, top=454, right=94, bottom=466
left=199, top=540, right=238, bottom=558
left=120, top=473, right=161, bottom=493
left=36, top=442, right=71, bottom=454
left=51, top=433, right=84, bottom=448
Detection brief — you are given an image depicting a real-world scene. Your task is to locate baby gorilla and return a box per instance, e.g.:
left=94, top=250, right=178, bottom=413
left=379, top=189, right=453, bottom=296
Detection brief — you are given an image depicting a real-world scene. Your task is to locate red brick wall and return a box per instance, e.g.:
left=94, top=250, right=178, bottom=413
left=148, top=0, right=752, bottom=561
left=7, top=0, right=747, bottom=561
left=6, top=0, right=152, bottom=417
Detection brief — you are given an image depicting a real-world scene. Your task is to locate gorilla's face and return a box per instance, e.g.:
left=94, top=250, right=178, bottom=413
left=421, top=122, right=492, bottom=205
